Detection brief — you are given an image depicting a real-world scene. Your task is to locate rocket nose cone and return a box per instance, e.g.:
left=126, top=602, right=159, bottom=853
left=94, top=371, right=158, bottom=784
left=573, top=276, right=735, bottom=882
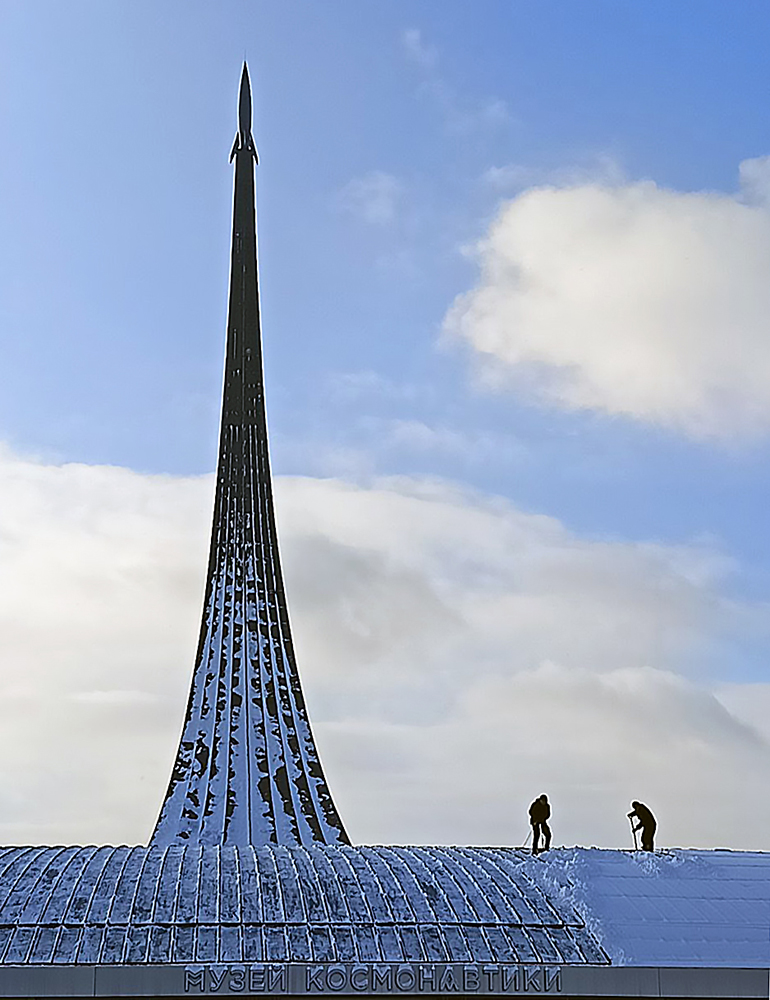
left=238, top=63, right=252, bottom=134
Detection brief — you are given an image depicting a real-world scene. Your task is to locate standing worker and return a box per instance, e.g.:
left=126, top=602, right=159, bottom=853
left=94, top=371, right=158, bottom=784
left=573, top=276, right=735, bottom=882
left=628, top=801, right=656, bottom=852
left=528, top=794, right=551, bottom=855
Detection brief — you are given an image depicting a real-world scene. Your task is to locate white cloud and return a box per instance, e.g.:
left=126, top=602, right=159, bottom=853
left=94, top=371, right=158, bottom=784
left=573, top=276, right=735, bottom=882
left=277, top=476, right=769, bottom=848
left=339, top=172, right=401, bottom=227
left=367, top=418, right=525, bottom=465
left=325, top=370, right=425, bottom=404
left=446, top=161, right=770, bottom=440
left=380, top=418, right=470, bottom=455
left=0, top=445, right=210, bottom=844
left=482, top=164, right=533, bottom=192
left=321, top=664, right=767, bottom=850
left=738, top=155, right=770, bottom=205
left=401, top=28, right=511, bottom=135
left=403, top=28, right=438, bottom=71
left=715, top=681, right=770, bottom=742
left=481, top=156, right=624, bottom=194
left=0, top=447, right=766, bottom=848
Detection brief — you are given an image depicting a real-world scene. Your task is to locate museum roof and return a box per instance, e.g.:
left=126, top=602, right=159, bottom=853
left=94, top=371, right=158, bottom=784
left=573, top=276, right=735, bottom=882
left=0, top=844, right=766, bottom=969
left=0, top=845, right=605, bottom=967
left=539, top=846, right=770, bottom=968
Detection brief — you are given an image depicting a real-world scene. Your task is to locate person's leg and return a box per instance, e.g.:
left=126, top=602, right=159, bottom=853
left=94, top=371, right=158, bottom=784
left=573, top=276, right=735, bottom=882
left=641, top=828, right=653, bottom=851
left=532, top=824, right=540, bottom=854
left=542, top=821, right=551, bottom=852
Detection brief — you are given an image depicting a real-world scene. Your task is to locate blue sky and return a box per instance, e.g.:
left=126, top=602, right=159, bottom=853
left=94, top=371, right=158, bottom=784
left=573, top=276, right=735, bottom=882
left=4, top=2, right=770, bottom=846
left=3, top=3, right=770, bottom=553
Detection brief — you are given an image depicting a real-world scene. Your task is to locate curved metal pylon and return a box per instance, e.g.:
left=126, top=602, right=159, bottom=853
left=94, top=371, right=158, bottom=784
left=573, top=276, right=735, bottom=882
left=152, top=64, right=349, bottom=847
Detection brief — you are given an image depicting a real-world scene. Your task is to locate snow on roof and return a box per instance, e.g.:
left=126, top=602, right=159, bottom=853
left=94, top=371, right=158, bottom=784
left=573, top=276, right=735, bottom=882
left=526, top=847, right=770, bottom=968
left=0, top=845, right=605, bottom=966
left=0, top=844, right=766, bottom=969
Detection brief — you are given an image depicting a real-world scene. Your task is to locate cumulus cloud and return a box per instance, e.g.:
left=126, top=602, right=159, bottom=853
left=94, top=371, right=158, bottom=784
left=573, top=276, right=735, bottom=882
left=355, top=418, right=525, bottom=467
left=446, top=159, right=770, bottom=440
left=325, top=370, right=427, bottom=405
left=402, top=28, right=511, bottom=135
left=0, top=446, right=767, bottom=848
left=403, top=28, right=438, bottom=72
left=278, top=476, right=770, bottom=848
left=481, top=156, right=625, bottom=194
left=0, top=445, right=211, bottom=844
left=339, top=172, right=402, bottom=227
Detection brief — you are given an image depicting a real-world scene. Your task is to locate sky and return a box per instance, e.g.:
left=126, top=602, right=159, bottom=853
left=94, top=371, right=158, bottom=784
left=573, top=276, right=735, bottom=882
left=2, top=1, right=770, bottom=848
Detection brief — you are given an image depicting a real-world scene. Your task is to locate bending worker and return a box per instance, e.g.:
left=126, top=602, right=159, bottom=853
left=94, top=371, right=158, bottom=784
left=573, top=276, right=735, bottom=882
left=528, top=794, right=551, bottom=855
left=628, top=800, right=656, bottom=852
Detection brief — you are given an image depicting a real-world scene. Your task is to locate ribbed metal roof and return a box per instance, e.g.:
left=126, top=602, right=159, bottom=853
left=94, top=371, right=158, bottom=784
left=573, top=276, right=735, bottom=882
left=0, top=845, right=606, bottom=966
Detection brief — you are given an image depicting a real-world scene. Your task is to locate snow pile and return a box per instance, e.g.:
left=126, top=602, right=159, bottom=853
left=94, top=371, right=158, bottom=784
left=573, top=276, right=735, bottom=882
left=516, top=848, right=770, bottom=967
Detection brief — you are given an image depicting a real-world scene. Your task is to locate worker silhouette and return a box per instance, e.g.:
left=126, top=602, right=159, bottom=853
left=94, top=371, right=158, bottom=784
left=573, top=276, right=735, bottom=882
left=628, top=800, right=656, bottom=851
left=528, top=794, right=551, bottom=855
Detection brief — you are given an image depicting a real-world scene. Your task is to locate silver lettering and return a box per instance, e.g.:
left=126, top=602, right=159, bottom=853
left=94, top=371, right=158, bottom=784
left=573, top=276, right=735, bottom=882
left=438, top=968, right=459, bottom=993
left=209, top=969, right=228, bottom=993
left=185, top=969, right=205, bottom=993
left=483, top=966, right=499, bottom=990
left=326, top=968, right=346, bottom=991
left=373, top=967, right=393, bottom=992
left=544, top=969, right=561, bottom=993
left=419, top=966, right=436, bottom=991
left=198, top=963, right=561, bottom=996
left=524, top=969, right=541, bottom=992
left=502, top=967, right=520, bottom=992
left=395, top=967, right=416, bottom=992
left=306, top=967, right=325, bottom=992
left=229, top=968, right=245, bottom=993
left=249, top=968, right=266, bottom=992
